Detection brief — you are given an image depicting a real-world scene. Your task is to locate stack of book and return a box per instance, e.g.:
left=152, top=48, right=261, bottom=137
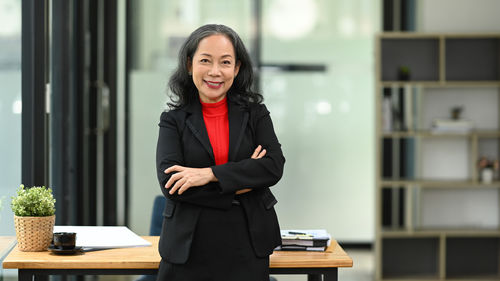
left=275, top=229, right=331, bottom=252
left=431, top=119, right=474, bottom=134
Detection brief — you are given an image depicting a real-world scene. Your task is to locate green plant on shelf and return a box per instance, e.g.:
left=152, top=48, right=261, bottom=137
left=11, top=184, right=56, bottom=217
left=398, top=65, right=410, bottom=81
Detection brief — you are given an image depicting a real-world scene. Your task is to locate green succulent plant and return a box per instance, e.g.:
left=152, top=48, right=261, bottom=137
left=11, top=185, right=56, bottom=217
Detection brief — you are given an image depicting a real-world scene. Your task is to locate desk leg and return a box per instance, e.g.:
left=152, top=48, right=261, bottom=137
left=35, top=275, right=48, bottom=281
left=18, top=270, right=48, bottom=281
left=323, top=268, right=338, bottom=281
left=307, top=274, right=321, bottom=281
left=18, top=270, right=33, bottom=281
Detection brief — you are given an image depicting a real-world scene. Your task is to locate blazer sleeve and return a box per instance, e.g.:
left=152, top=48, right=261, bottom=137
left=156, top=111, right=234, bottom=210
left=211, top=104, right=285, bottom=194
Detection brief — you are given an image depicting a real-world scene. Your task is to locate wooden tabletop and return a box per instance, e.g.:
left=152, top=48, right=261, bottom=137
left=3, top=236, right=353, bottom=269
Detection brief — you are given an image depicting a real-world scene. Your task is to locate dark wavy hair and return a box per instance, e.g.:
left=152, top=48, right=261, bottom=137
left=167, top=24, right=262, bottom=109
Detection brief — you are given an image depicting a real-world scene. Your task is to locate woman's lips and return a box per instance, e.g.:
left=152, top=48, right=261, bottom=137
left=205, top=80, right=223, bottom=89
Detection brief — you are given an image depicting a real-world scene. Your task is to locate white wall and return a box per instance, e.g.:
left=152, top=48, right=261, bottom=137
left=418, top=0, right=500, bottom=32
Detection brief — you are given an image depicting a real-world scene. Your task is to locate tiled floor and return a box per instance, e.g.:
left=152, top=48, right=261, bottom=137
left=338, top=249, right=374, bottom=281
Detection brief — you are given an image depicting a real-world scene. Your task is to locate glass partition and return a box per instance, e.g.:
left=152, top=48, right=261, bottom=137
left=0, top=1, right=22, bottom=281
left=128, top=0, right=255, bottom=235
left=261, top=0, right=378, bottom=241
left=0, top=0, right=22, bottom=236
left=128, top=0, right=379, bottom=243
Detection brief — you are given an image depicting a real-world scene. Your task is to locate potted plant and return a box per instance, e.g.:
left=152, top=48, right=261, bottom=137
left=11, top=185, right=56, bottom=251
left=398, top=65, right=411, bottom=81
left=478, top=157, right=499, bottom=184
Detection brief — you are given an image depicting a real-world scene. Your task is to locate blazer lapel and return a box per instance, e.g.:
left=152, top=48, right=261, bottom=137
left=228, top=101, right=249, bottom=162
left=184, top=101, right=215, bottom=162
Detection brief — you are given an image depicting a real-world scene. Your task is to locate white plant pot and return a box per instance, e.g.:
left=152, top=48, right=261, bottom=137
left=481, top=168, right=494, bottom=184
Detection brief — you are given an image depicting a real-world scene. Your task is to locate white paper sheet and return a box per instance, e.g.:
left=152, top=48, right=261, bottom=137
left=53, top=226, right=151, bottom=250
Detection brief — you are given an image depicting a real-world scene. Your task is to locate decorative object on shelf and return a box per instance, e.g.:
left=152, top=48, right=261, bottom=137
left=451, top=106, right=463, bottom=120
left=432, top=106, right=473, bottom=134
left=481, top=168, right=494, bottom=184
left=397, top=65, right=410, bottom=81
left=478, top=157, right=499, bottom=184
left=11, top=185, right=56, bottom=252
left=431, top=118, right=473, bottom=134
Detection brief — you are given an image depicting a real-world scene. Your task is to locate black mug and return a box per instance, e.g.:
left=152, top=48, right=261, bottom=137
left=53, top=232, right=77, bottom=249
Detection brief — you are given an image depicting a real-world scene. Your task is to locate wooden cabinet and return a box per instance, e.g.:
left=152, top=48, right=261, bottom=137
left=375, top=33, right=500, bottom=280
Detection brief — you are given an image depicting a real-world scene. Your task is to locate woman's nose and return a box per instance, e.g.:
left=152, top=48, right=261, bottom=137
left=208, top=64, right=221, bottom=76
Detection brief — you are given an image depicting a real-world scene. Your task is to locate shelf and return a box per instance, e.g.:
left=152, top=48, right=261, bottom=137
left=445, top=38, right=500, bottom=81
left=382, top=130, right=500, bottom=138
left=381, top=229, right=500, bottom=238
left=378, top=32, right=500, bottom=39
left=376, top=32, right=500, bottom=281
left=381, top=38, right=439, bottom=81
left=382, top=237, right=439, bottom=278
left=380, top=180, right=500, bottom=188
left=446, top=237, right=500, bottom=278
left=380, top=81, right=500, bottom=87
left=379, top=275, right=441, bottom=281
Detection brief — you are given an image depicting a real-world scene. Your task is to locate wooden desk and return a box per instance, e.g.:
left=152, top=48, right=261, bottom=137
left=3, top=236, right=352, bottom=281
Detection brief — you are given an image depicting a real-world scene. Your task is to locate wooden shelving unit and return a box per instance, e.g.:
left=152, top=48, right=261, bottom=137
left=375, top=33, right=500, bottom=281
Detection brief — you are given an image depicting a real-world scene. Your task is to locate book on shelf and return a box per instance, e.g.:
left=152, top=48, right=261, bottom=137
left=277, top=229, right=331, bottom=252
left=381, top=85, right=415, bottom=132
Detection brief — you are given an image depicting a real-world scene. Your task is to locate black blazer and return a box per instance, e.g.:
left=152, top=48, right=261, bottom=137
left=156, top=98, right=285, bottom=264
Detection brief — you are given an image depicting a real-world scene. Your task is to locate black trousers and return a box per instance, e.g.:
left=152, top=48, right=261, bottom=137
left=157, top=203, right=269, bottom=281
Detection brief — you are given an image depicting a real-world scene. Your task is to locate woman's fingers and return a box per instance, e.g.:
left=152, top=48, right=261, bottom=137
left=165, top=165, right=183, bottom=174
left=168, top=177, right=186, bottom=195
left=236, top=188, right=252, bottom=195
left=165, top=171, right=180, bottom=189
left=257, top=149, right=266, bottom=159
left=251, top=145, right=262, bottom=159
left=251, top=145, right=266, bottom=159
left=164, top=165, right=187, bottom=189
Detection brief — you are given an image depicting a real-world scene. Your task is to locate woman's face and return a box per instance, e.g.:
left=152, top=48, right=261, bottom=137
left=188, top=34, right=240, bottom=103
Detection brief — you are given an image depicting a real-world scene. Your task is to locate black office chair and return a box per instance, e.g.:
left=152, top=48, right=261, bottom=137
left=137, top=195, right=277, bottom=281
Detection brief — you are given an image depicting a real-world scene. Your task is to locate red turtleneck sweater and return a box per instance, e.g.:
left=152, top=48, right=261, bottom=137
left=201, top=97, right=229, bottom=165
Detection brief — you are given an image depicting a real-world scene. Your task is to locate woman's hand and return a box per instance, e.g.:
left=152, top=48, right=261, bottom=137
left=235, top=145, right=266, bottom=195
left=165, top=145, right=266, bottom=195
left=164, top=166, right=216, bottom=195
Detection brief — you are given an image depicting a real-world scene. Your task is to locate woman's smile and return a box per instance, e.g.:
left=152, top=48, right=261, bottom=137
left=205, top=80, right=223, bottom=89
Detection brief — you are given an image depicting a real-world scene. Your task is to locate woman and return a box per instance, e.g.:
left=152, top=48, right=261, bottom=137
left=156, top=24, right=285, bottom=281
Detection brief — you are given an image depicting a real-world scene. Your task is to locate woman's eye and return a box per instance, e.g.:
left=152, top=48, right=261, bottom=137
left=200, top=59, right=209, bottom=63
left=222, top=60, right=232, bottom=65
